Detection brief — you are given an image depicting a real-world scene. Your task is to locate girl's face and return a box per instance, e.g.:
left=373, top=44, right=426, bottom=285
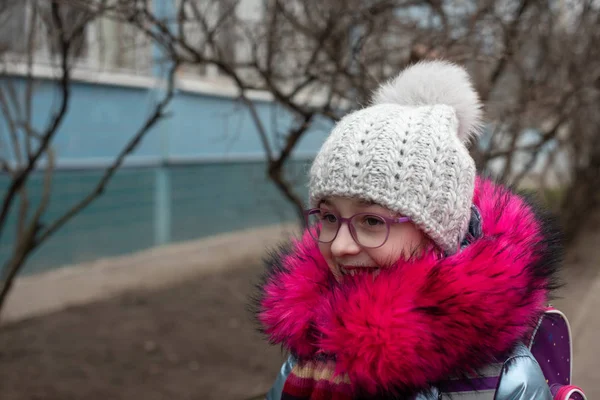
left=317, top=196, right=430, bottom=281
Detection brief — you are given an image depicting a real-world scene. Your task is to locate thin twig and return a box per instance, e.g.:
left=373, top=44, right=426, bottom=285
left=0, top=2, right=71, bottom=244
left=0, top=149, right=54, bottom=311
left=481, top=0, right=533, bottom=102
left=25, top=1, right=39, bottom=158
left=34, top=61, right=179, bottom=245
left=0, top=87, right=23, bottom=166
left=238, top=95, right=274, bottom=162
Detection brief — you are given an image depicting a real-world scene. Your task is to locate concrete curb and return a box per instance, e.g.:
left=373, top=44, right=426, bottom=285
left=1, top=223, right=299, bottom=326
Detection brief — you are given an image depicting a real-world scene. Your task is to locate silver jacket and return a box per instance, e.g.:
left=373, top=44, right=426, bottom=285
left=266, top=342, right=552, bottom=400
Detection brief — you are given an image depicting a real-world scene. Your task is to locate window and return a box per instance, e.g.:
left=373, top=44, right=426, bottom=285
left=0, top=1, right=28, bottom=55
left=47, top=4, right=91, bottom=60
left=177, top=0, right=265, bottom=79
left=94, top=16, right=152, bottom=74
left=215, top=0, right=238, bottom=73
left=0, top=1, right=151, bottom=75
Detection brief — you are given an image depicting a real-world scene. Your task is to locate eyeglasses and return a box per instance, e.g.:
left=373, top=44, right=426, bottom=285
left=304, top=208, right=411, bottom=249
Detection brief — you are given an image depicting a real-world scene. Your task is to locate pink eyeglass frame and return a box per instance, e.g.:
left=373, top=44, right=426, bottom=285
left=304, top=208, right=411, bottom=249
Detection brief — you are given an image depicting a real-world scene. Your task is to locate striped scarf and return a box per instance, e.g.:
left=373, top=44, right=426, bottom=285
left=281, top=360, right=353, bottom=400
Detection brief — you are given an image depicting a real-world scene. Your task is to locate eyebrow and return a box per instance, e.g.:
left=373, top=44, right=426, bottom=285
left=320, top=199, right=332, bottom=206
left=357, top=199, right=375, bottom=206
left=319, top=198, right=375, bottom=207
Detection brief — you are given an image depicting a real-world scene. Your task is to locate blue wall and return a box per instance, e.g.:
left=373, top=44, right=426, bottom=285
left=0, top=77, right=328, bottom=164
left=0, top=76, right=329, bottom=275
left=0, top=160, right=311, bottom=275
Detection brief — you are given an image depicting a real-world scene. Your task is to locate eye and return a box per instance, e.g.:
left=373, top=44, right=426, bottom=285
left=316, top=210, right=338, bottom=224
left=364, top=216, right=384, bottom=226
left=353, top=214, right=386, bottom=233
left=322, top=213, right=338, bottom=224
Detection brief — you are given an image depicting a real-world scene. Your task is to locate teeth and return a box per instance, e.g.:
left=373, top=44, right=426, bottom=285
left=341, top=267, right=379, bottom=276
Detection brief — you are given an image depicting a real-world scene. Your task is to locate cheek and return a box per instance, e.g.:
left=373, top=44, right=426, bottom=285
left=318, top=243, right=344, bottom=281
left=318, top=243, right=333, bottom=262
left=403, top=227, right=426, bottom=248
left=392, top=223, right=426, bottom=247
left=367, top=246, right=405, bottom=267
left=371, top=225, right=427, bottom=265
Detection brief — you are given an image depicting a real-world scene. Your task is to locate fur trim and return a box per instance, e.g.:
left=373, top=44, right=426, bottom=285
left=253, top=178, right=562, bottom=397
left=371, top=60, right=483, bottom=144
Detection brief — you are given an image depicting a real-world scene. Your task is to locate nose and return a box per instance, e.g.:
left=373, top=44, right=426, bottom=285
left=330, top=222, right=361, bottom=257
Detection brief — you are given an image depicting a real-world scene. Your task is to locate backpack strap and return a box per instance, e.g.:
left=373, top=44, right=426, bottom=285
left=528, top=307, right=573, bottom=386
left=528, top=307, right=588, bottom=399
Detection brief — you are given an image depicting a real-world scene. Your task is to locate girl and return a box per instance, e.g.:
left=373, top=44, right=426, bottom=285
left=253, top=60, right=561, bottom=399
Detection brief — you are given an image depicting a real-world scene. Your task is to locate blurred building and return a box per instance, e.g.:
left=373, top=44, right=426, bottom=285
left=0, top=0, right=327, bottom=275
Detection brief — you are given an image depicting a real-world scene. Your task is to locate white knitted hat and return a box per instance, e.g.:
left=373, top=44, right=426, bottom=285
left=309, top=60, right=483, bottom=254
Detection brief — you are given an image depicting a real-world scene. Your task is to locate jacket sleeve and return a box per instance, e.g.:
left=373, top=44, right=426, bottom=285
left=494, top=343, right=552, bottom=400
left=265, top=355, right=296, bottom=400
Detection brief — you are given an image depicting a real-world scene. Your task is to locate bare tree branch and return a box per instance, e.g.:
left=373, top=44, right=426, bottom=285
left=35, top=61, right=179, bottom=246
left=0, top=148, right=54, bottom=310
left=0, top=2, right=71, bottom=243
left=25, top=1, right=39, bottom=158
left=0, top=1, right=179, bottom=313
left=268, top=113, right=315, bottom=224
left=238, top=95, right=274, bottom=162
left=481, top=0, right=533, bottom=102
left=0, top=88, right=23, bottom=165
left=77, top=0, right=600, bottom=242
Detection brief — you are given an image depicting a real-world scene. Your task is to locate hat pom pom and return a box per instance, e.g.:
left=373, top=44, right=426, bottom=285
left=371, top=60, right=483, bottom=144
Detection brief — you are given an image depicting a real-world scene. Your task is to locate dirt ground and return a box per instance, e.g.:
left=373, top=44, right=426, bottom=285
left=1, top=221, right=599, bottom=400
left=0, top=265, right=285, bottom=400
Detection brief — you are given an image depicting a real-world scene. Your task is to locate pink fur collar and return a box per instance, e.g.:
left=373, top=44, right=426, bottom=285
left=255, top=178, right=561, bottom=397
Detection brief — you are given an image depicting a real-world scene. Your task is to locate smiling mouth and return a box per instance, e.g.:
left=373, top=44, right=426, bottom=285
left=339, top=265, right=380, bottom=277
